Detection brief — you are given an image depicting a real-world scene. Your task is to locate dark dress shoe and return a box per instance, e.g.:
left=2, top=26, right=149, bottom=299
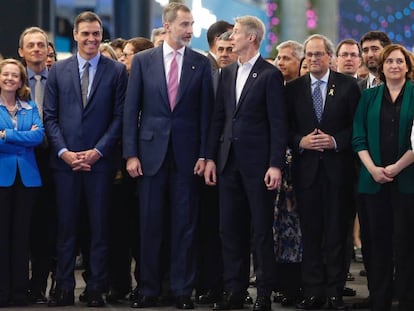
left=244, top=291, right=253, bottom=305
left=195, top=290, right=221, bottom=304
left=296, top=296, right=326, bottom=310
left=47, top=289, right=74, bottom=307
left=280, top=295, right=298, bottom=307
left=175, top=296, right=194, bottom=309
left=79, top=288, right=88, bottom=302
left=342, top=286, right=356, bottom=297
left=213, top=293, right=244, bottom=310
left=326, top=296, right=346, bottom=310
left=87, top=290, right=105, bottom=307
left=130, top=286, right=139, bottom=301
left=131, top=294, right=158, bottom=308
left=29, top=290, right=47, bottom=304
left=252, top=296, right=271, bottom=311
left=106, top=288, right=129, bottom=303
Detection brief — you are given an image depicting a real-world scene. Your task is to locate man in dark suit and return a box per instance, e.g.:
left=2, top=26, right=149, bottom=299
left=17, top=26, right=54, bottom=305
left=206, top=20, right=234, bottom=72
left=358, top=31, right=391, bottom=91
left=204, top=15, right=287, bottom=311
left=43, top=11, right=128, bottom=307
left=123, top=3, right=214, bottom=309
left=286, top=34, right=360, bottom=310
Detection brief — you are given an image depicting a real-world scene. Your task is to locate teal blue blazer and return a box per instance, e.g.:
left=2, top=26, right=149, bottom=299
left=352, top=81, right=414, bottom=194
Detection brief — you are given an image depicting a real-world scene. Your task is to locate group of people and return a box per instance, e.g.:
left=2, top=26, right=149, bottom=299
left=1, top=2, right=414, bottom=311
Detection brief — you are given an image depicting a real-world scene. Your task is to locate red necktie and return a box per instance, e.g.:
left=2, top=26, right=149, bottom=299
left=168, top=51, right=178, bottom=110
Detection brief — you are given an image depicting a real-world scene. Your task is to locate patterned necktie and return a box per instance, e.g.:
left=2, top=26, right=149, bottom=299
left=312, top=80, right=323, bottom=122
left=168, top=51, right=178, bottom=110
left=81, top=62, right=90, bottom=107
left=34, top=74, right=44, bottom=118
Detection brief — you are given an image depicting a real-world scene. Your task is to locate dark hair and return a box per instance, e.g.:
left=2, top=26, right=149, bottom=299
left=377, top=44, right=413, bottom=82
left=206, top=20, right=233, bottom=48
left=48, top=42, right=57, bottom=61
left=336, top=38, right=361, bottom=57
left=126, top=37, right=154, bottom=54
left=110, top=37, right=126, bottom=50
left=298, top=57, right=306, bottom=76
left=74, top=11, right=102, bottom=32
left=360, top=31, right=391, bottom=48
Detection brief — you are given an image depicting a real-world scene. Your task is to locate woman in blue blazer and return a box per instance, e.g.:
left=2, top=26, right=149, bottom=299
left=0, top=58, right=44, bottom=307
left=352, top=45, right=414, bottom=311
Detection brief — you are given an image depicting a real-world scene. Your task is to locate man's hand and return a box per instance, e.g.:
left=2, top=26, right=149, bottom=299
left=204, top=160, right=217, bottom=186
left=126, top=157, right=143, bottom=178
left=194, top=159, right=206, bottom=176
left=299, top=128, right=334, bottom=151
left=264, top=166, right=282, bottom=190
left=61, top=150, right=91, bottom=171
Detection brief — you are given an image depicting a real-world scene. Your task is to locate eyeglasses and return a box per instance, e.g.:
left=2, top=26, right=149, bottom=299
left=47, top=53, right=56, bottom=58
left=305, top=51, right=326, bottom=59
left=338, top=52, right=360, bottom=59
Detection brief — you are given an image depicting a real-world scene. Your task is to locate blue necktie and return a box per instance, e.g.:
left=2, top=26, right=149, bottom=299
left=312, top=80, right=323, bottom=122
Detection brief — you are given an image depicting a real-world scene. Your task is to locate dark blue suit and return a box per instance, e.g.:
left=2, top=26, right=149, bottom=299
left=206, top=56, right=287, bottom=297
left=43, top=54, right=128, bottom=292
left=123, top=45, right=213, bottom=296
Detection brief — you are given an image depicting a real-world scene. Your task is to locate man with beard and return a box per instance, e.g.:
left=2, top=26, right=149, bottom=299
left=123, top=2, right=213, bottom=309
left=358, top=31, right=391, bottom=90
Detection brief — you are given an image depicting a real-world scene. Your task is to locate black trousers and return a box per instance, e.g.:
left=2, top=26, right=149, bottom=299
left=0, top=172, right=38, bottom=303
left=361, top=184, right=414, bottom=311
left=296, top=164, right=353, bottom=297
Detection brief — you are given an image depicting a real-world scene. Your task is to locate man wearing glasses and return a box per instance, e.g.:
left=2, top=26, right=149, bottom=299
left=285, top=34, right=361, bottom=310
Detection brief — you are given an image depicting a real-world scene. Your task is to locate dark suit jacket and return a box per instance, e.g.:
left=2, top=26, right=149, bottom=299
left=123, top=45, right=214, bottom=176
left=207, top=56, right=287, bottom=176
left=207, top=52, right=219, bottom=72
left=286, top=71, right=361, bottom=189
left=43, top=54, right=128, bottom=172
left=358, top=77, right=369, bottom=91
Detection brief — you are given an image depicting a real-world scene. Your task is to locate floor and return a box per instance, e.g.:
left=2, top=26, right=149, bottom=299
left=9, top=261, right=377, bottom=310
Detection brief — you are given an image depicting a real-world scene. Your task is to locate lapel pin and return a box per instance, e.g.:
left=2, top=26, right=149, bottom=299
left=252, top=72, right=257, bottom=78
left=328, top=84, right=335, bottom=96
left=191, top=65, right=195, bottom=70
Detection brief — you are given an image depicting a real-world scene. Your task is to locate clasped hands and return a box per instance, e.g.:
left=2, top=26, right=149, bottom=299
left=300, top=128, right=335, bottom=152
left=62, top=149, right=101, bottom=171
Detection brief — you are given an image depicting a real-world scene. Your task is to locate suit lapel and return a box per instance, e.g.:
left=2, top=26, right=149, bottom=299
left=175, top=48, right=196, bottom=108
left=322, top=72, right=337, bottom=122
left=234, top=56, right=264, bottom=114
left=152, top=47, right=170, bottom=108
left=87, top=56, right=106, bottom=104
left=70, top=56, right=83, bottom=108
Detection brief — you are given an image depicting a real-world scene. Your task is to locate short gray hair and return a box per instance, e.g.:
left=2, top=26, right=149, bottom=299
left=303, top=34, right=335, bottom=56
left=276, top=40, right=304, bottom=61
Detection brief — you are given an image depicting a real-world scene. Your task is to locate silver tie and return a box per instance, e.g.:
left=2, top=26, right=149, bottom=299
left=81, top=62, right=90, bottom=107
left=34, top=74, right=44, bottom=118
